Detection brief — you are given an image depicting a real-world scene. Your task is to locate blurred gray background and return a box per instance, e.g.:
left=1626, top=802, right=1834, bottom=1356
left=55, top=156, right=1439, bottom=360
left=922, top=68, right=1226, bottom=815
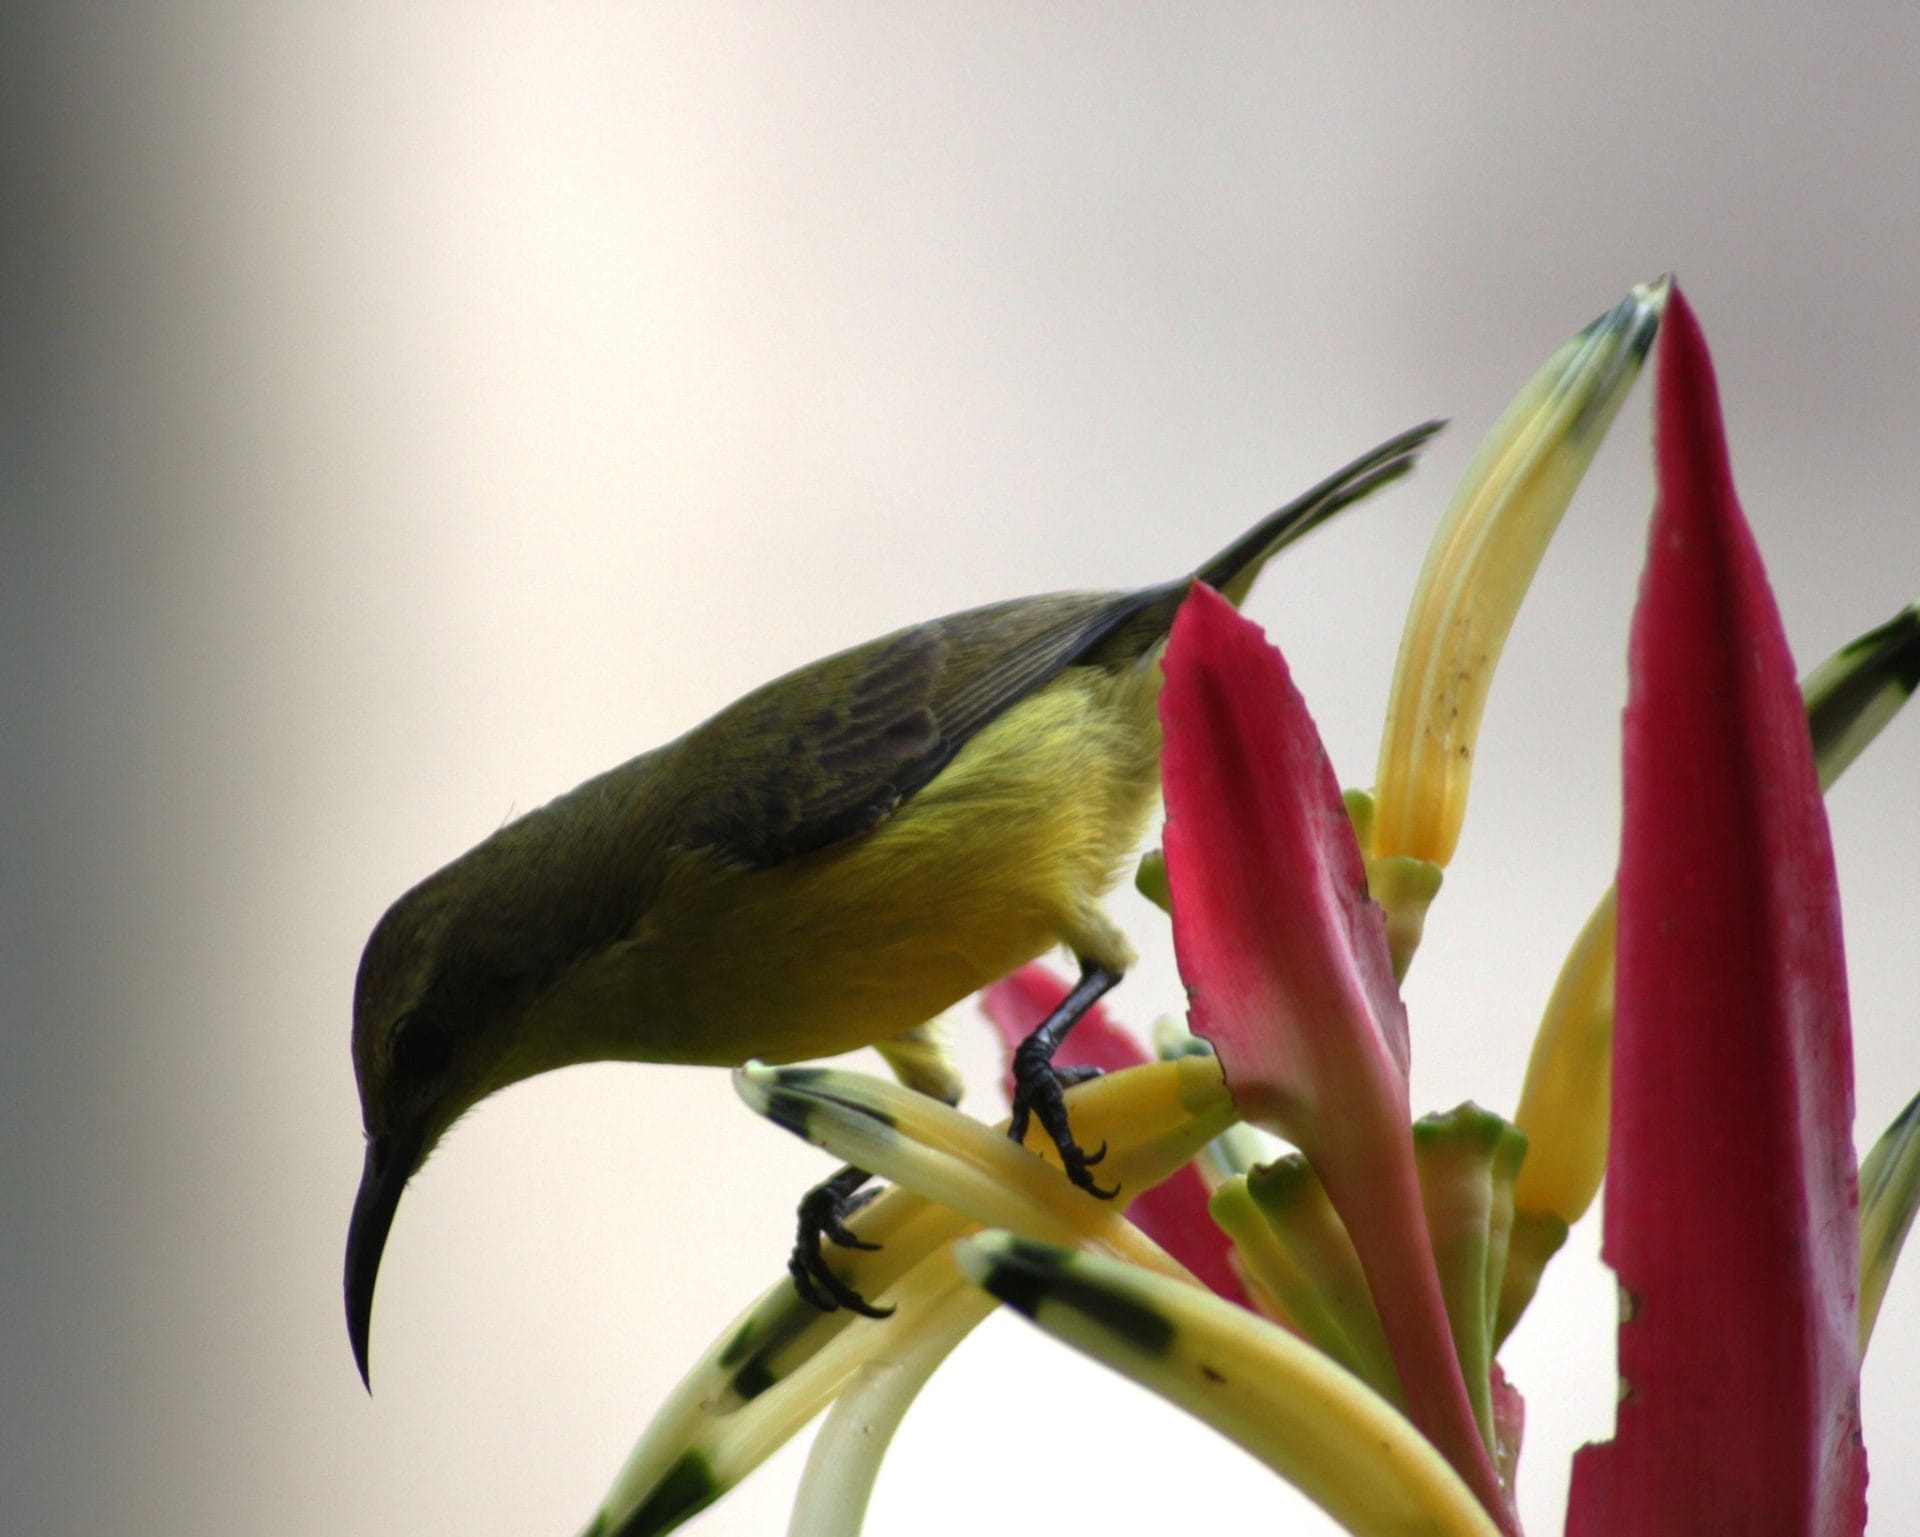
left=6, top=6, right=1918, bottom=1534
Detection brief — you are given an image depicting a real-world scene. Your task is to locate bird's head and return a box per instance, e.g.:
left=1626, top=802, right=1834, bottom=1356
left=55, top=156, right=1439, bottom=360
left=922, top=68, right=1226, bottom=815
left=344, top=863, right=516, bottom=1391
left=342, top=761, right=680, bottom=1388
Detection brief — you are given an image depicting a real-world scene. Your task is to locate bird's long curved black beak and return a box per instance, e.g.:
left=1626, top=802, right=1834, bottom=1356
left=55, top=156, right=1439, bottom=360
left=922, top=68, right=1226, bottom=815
left=345, top=1130, right=419, bottom=1391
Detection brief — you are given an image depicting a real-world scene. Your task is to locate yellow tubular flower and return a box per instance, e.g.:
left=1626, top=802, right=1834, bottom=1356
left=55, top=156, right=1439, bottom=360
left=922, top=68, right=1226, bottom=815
left=1371, top=278, right=1669, bottom=870
left=1511, top=888, right=1617, bottom=1225
left=956, top=1233, right=1505, bottom=1537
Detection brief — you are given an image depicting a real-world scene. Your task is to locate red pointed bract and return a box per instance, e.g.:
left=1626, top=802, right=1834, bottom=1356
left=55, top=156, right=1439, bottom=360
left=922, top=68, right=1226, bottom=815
left=1160, top=586, right=1411, bottom=1111
left=980, top=965, right=1253, bottom=1309
left=1159, top=585, right=1514, bottom=1532
left=1567, top=288, right=1866, bottom=1536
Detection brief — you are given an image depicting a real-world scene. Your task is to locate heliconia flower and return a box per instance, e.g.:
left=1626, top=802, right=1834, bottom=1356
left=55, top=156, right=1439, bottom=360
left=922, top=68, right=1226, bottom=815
left=1371, top=278, right=1668, bottom=873
left=981, top=963, right=1253, bottom=1309
left=1565, top=286, right=1867, bottom=1536
left=573, top=285, right=1915, bottom=1537
left=1159, top=582, right=1515, bottom=1531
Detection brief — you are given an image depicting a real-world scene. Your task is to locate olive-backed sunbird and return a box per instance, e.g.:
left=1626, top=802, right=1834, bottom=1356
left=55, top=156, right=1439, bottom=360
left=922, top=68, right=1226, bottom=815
left=345, top=420, right=1440, bottom=1383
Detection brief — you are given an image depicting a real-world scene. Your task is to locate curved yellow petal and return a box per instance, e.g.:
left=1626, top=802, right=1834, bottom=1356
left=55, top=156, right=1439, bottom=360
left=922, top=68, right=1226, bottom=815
left=1373, top=279, right=1667, bottom=868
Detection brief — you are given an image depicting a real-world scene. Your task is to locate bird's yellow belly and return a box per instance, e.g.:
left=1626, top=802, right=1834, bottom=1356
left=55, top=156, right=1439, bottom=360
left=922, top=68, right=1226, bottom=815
left=595, top=666, right=1161, bottom=1067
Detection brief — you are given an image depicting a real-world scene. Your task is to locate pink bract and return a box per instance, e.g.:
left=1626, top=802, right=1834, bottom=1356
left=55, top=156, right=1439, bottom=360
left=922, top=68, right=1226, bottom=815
left=1158, top=585, right=1515, bottom=1532
left=1567, top=286, right=1866, bottom=1537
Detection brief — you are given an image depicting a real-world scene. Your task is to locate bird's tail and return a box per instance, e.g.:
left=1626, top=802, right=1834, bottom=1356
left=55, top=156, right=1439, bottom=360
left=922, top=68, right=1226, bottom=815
left=1195, top=419, right=1445, bottom=606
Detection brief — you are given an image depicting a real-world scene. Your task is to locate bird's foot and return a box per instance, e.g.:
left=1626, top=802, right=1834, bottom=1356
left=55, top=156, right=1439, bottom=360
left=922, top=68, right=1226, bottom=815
left=788, top=1166, right=893, bottom=1318
left=1007, top=1038, right=1119, bottom=1199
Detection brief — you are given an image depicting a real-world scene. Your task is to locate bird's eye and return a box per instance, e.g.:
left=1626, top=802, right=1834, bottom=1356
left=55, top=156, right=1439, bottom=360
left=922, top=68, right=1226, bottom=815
left=389, top=1008, right=453, bottom=1084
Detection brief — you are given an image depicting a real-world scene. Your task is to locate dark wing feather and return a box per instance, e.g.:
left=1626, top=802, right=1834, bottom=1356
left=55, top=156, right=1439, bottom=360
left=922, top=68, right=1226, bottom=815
left=677, top=584, right=1178, bottom=869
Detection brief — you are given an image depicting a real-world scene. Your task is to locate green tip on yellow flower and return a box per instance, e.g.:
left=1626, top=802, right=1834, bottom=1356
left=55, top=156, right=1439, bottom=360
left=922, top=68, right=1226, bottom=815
left=1345, top=789, right=1445, bottom=978
left=953, top=1231, right=1506, bottom=1537
left=1211, top=1160, right=1402, bottom=1404
left=1372, top=277, right=1668, bottom=870
left=1860, top=1088, right=1920, bottom=1350
left=1412, top=1105, right=1529, bottom=1458
left=1370, top=854, right=1445, bottom=981
left=1803, top=600, right=1920, bottom=792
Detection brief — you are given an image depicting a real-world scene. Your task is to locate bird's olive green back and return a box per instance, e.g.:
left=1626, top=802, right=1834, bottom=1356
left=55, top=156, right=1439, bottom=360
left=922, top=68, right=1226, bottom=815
left=670, top=582, right=1185, bottom=870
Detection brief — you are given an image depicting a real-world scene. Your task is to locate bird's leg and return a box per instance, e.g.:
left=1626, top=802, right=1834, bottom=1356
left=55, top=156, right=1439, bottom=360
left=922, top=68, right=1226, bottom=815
left=1006, top=960, right=1123, bottom=1198
left=787, top=964, right=1121, bottom=1313
left=788, top=1163, right=894, bottom=1318
left=788, top=1021, right=967, bottom=1316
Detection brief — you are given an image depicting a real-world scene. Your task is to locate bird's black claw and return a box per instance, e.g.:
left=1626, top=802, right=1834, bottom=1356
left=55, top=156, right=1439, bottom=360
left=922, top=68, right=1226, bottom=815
left=802, top=1181, right=883, bottom=1252
left=789, top=1172, right=894, bottom=1319
left=1008, top=1041, right=1121, bottom=1200
left=1058, top=1136, right=1117, bottom=1198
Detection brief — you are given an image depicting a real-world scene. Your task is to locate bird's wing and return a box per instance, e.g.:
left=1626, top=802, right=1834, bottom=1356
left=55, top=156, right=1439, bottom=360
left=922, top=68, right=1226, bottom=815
left=676, top=584, right=1177, bottom=869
